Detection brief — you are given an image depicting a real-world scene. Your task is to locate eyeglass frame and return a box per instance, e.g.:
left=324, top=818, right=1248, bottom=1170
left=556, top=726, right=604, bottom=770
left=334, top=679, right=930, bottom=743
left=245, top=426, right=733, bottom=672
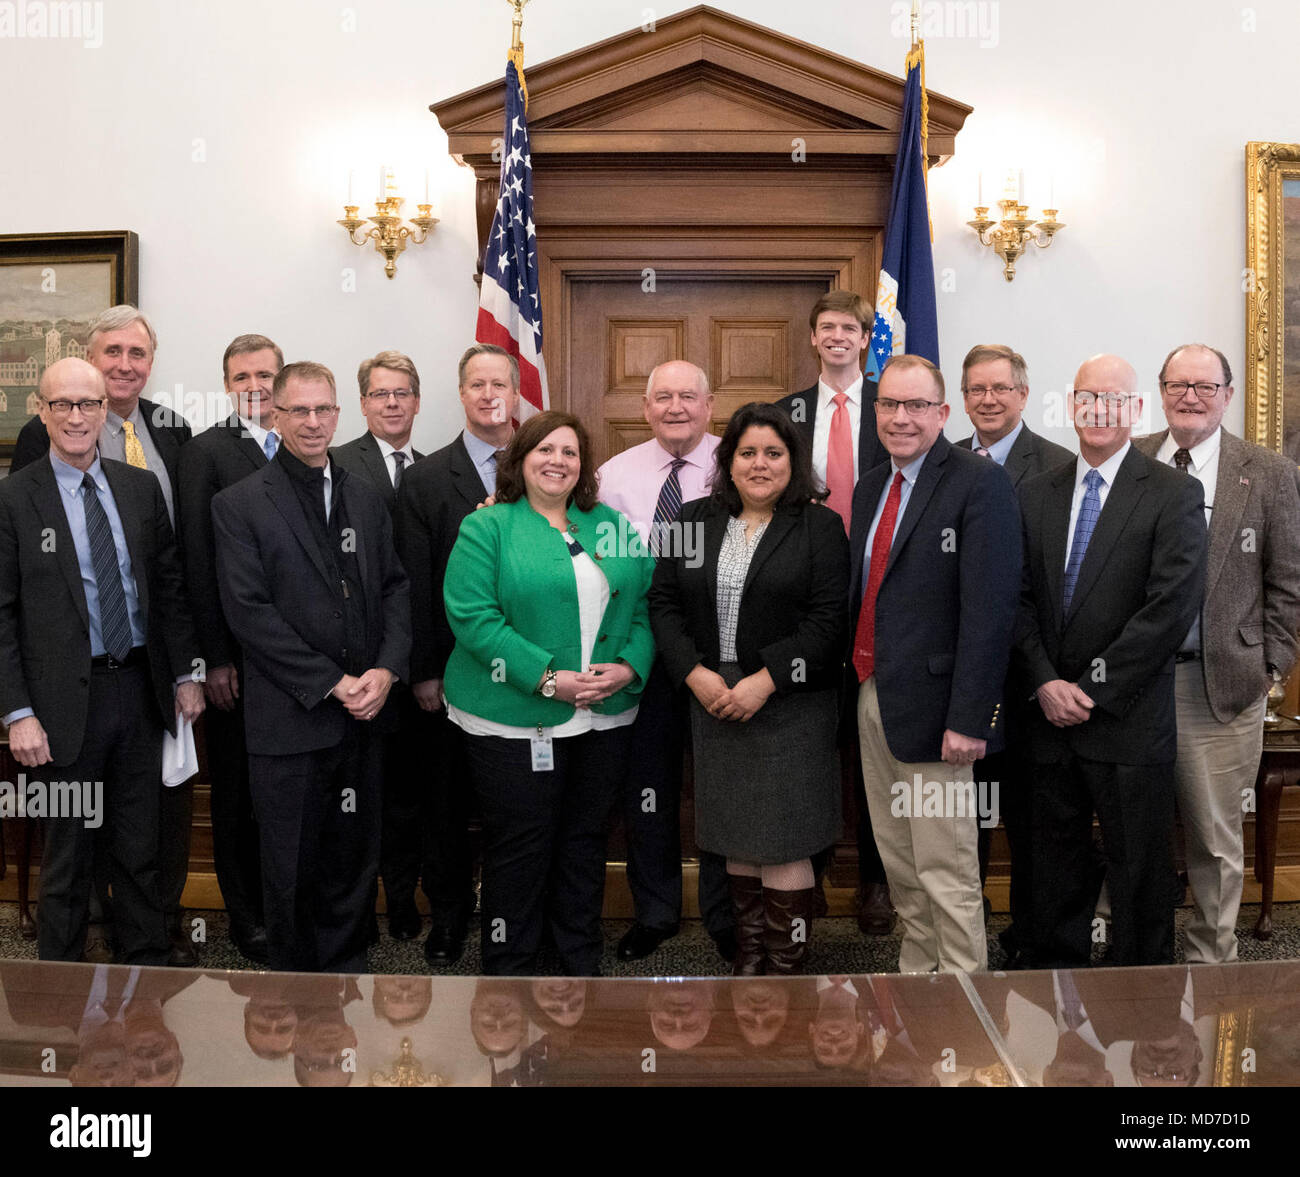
left=273, top=403, right=341, bottom=421
left=41, top=396, right=107, bottom=416
left=873, top=397, right=945, bottom=417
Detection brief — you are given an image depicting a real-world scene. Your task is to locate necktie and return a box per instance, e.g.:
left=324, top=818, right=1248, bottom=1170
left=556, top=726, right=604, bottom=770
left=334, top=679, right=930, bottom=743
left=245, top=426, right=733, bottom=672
left=392, top=450, right=407, bottom=489
left=826, top=392, right=854, bottom=532
left=1062, top=468, right=1103, bottom=614
left=263, top=432, right=279, bottom=462
left=121, top=420, right=147, bottom=469
left=1173, top=448, right=1191, bottom=472
left=853, top=471, right=903, bottom=681
left=82, top=473, right=133, bottom=662
left=651, top=458, right=687, bottom=555
left=490, top=449, right=506, bottom=495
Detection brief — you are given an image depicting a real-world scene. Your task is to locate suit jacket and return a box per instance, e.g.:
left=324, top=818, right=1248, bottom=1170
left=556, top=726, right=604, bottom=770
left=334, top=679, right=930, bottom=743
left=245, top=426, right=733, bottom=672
left=330, top=430, right=424, bottom=515
left=176, top=413, right=269, bottom=670
left=393, top=433, right=486, bottom=683
left=775, top=380, right=890, bottom=486
left=1133, top=428, right=1300, bottom=721
left=847, top=435, right=1023, bottom=763
left=0, top=456, right=197, bottom=764
left=955, top=424, right=1075, bottom=491
left=211, top=456, right=411, bottom=756
left=11, top=402, right=193, bottom=504
left=649, top=497, right=850, bottom=693
left=1014, top=446, right=1207, bottom=765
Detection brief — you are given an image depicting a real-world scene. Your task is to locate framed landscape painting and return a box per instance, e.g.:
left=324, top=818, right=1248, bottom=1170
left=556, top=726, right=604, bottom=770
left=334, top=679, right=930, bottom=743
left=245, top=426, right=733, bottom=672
left=0, top=230, right=138, bottom=461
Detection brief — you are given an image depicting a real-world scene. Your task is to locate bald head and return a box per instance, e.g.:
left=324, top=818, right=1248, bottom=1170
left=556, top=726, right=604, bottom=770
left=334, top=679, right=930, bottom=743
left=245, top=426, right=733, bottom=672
left=1074, top=353, right=1137, bottom=394
left=39, top=358, right=108, bottom=471
left=40, top=356, right=105, bottom=400
left=643, top=361, right=714, bottom=456
left=1069, top=353, right=1142, bottom=465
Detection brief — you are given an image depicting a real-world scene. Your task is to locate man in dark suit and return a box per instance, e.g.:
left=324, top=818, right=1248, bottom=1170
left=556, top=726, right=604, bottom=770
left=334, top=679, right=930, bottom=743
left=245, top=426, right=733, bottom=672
left=393, top=343, right=516, bottom=964
left=11, top=305, right=196, bottom=964
left=775, top=290, right=894, bottom=936
left=212, top=360, right=411, bottom=973
left=1016, top=353, right=1206, bottom=968
left=1135, top=343, right=1300, bottom=963
left=331, top=350, right=427, bottom=942
left=955, top=343, right=1075, bottom=966
left=0, top=358, right=204, bottom=965
left=849, top=354, right=1021, bottom=973
left=176, top=333, right=285, bottom=963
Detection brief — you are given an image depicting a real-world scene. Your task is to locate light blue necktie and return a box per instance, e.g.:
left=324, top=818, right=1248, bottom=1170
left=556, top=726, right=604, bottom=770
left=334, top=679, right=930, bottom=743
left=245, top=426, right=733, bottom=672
left=1062, top=468, right=1103, bottom=614
left=263, top=432, right=279, bottom=461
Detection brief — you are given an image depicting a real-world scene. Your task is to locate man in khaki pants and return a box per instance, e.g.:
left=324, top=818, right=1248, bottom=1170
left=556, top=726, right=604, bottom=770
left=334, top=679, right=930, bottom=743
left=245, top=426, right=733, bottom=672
left=1136, top=343, right=1300, bottom=963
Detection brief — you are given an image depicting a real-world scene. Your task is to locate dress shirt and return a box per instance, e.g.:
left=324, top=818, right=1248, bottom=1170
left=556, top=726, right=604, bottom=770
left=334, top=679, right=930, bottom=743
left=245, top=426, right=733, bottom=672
left=716, top=516, right=769, bottom=661
left=101, top=402, right=175, bottom=523
left=861, top=450, right=927, bottom=592
left=975, top=419, right=1024, bottom=466
left=462, top=427, right=505, bottom=498
left=1065, top=442, right=1130, bottom=570
left=374, top=435, right=416, bottom=487
left=597, top=433, right=719, bottom=541
left=1156, top=427, right=1218, bottom=652
left=811, top=376, right=863, bottom=486
left=237, top=414, right=276, bottom=453
left=1051, top=970, right=1106, bottom=1056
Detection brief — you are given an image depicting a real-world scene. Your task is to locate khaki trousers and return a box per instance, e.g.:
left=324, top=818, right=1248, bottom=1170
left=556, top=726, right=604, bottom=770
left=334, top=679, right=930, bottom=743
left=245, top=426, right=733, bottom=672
left=1174, top=661, right=1266, bottom=963
left=857, top=679, right=988, bottom=973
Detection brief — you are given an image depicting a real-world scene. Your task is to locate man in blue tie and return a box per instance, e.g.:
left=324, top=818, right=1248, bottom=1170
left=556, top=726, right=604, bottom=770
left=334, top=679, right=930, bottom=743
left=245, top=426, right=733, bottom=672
left=1014, top=354, right=1206, bottom=967
left=0, top=358, right=204, bottom=964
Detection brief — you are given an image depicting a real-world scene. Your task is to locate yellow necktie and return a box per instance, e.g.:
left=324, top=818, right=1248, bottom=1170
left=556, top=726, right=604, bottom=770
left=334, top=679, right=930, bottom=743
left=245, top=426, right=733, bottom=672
left=122, top=420, right=147, bottom=469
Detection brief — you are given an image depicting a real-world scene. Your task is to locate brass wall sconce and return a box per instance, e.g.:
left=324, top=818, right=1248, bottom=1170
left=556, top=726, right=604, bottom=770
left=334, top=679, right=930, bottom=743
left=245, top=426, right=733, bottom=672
left=968, top=198, right=1065, bottom=282
left=338, top=167, right=438, bottom=280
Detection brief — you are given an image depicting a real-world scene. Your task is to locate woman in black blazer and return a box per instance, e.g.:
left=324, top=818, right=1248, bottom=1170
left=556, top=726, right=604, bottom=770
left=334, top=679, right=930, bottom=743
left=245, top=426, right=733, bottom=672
left=649, top=401, right=849, bottom=975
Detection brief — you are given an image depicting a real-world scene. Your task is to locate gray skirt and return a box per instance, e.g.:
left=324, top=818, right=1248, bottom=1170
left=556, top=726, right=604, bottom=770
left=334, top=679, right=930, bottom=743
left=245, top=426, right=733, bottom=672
left=690, top=663, right=841, bottom=864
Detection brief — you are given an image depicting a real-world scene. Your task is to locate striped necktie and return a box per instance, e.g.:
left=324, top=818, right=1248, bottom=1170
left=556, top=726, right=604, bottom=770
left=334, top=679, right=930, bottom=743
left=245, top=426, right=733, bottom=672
left=121, top=420, right=147, bottom=469
left=651, top=458, right=687, bottom=555
left=81, top=472, right=133, bottom=661
left=392, top=450, right=407, bottom=489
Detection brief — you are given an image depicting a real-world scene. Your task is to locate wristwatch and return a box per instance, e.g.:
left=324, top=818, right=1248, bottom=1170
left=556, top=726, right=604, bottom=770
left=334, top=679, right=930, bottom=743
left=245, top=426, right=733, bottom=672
left=539, top=669, right=558, bottom=698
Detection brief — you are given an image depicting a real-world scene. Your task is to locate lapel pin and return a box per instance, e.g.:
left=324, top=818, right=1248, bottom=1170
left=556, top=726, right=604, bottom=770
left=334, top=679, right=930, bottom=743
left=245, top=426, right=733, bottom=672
left=1239, top=476, right=1250, bottom=487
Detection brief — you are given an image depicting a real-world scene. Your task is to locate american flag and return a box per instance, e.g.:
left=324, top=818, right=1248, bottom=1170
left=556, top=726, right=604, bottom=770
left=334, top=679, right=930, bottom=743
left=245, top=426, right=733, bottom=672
left=475, top=58, right=548, bottom=418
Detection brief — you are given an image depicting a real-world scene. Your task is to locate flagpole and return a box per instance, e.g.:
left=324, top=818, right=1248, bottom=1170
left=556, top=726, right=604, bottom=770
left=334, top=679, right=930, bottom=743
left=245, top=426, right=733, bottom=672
left=507, top=0, right=531, bottom=107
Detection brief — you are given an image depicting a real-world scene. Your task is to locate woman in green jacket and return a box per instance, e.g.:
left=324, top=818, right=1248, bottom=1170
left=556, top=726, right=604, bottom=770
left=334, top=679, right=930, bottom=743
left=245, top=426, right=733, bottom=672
left=444, top=410, right=654, bottom=975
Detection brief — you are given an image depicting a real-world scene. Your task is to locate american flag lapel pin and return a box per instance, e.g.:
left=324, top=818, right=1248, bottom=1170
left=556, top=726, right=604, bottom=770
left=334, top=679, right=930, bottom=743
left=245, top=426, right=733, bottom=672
left=1240, top=476, right=1250, bottom=487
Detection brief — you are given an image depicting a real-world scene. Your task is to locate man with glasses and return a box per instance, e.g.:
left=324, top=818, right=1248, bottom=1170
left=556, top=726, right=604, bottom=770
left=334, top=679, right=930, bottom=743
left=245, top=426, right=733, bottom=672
left=1016, top=354, right=1206, bottom=967
left=0, top=358, right=203, bottom=963
left=331, top=351, right=424, bottom=513
left=848, top=354, right=1021, bottom=973
left=1134, top=344, right=1300, bottom=963
left=956, top=344, right=1073, bottom=967
left=212, top=361, right=411, bottom=973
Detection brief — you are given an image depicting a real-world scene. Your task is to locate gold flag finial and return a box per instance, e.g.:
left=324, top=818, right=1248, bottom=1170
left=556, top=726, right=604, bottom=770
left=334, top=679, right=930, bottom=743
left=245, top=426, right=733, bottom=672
left=505, top=0, right=532, bottom=108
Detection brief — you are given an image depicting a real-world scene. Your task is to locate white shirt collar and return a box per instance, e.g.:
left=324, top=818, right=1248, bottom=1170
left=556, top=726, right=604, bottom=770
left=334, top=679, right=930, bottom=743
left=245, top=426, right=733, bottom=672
left=238, top=415, right=273, bottom=450
left=818, top=374, right=864, bottom=410
left=1155, top=426, right=1220, bottom=473
left=374, top=434, right=413, bottom=463
left=1075, top=440, right=1131, bottom=488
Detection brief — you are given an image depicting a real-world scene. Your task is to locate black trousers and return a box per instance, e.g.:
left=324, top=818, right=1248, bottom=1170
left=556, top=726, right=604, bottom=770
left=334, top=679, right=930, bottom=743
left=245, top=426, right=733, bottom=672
left=249, top=724, right=381, bottom=974
left=1032, top=754, right=1177, bottom=967
left=38, top=662, right=168, bottom=965
left=203, top=683, right=264, bottom=933
left=622, top=660, right=731, bottom=936
left=380, top=693, right=474, bottom=930
left=466, top=725, right=630, bottom=976
left=972, top=748, right=1031, bottom=930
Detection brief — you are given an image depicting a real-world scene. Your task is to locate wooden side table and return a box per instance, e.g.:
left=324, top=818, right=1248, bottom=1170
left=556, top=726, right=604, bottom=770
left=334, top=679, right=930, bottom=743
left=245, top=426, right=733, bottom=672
left=1253, top=714, right=1300, bottom=939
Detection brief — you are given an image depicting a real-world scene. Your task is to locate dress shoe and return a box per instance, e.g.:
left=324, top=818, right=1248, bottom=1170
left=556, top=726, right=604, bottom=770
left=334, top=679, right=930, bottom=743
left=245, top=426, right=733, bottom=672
left=857, top=882, right=897, bottom=936
left=232, top=924, right=270, bottom=965
left=616, top=923, right=678, bottom=961
left=388, top=903, right=423, bottom=941
left=82, top=925, right=113, bottom=964
left=712, top=928, right=738, bottom=965
left=166, top=912, right=198, bottom=967
left=728, top=875, right=765, bottom=976
left=423, top=924, right=467, bottom=966
left=763, top=887, right=816, bottom=975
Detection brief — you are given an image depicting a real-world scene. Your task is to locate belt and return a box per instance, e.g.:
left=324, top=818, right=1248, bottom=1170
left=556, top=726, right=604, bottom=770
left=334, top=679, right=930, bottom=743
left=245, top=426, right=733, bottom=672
left=90, top=647, right=148, bottom=670
left=1174, top=651, right=1201, bottom=664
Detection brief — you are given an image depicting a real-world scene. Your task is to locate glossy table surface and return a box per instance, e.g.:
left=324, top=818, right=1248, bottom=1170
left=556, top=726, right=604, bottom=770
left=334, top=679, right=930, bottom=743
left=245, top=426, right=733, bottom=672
left=1, top=958, right=1296, bottom=1086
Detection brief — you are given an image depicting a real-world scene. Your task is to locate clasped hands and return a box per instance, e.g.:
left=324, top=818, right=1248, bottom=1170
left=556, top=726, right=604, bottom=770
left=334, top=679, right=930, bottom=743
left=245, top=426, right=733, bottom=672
left=1036, top=679, right=1095, bottom=727
left=551, top=662, right=635, bottom=707
left=333, top=668, right=398, bottom=720
left=686, top=665, right=775, bottom=723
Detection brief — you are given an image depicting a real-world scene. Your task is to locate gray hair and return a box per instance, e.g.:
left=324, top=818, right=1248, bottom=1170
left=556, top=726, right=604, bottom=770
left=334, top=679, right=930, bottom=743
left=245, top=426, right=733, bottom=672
left=87, top=304, right=157, bottom=352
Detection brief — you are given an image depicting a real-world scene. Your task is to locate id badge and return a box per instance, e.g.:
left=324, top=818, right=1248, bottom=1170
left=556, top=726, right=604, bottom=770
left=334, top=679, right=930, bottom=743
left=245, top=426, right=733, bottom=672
left=530, top=727, right=554, bottom=773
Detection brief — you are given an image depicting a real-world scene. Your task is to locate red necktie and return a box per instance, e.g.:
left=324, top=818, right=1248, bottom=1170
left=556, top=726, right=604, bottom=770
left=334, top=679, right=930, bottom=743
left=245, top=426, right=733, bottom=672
left=853, top=471, right=903, bottom=681
left=826, top=391, right=854, bottom=532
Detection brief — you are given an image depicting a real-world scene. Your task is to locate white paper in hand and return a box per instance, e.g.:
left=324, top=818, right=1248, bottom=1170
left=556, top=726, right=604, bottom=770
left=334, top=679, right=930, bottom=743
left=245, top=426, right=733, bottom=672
left=163, top=718, right=198, bottom=787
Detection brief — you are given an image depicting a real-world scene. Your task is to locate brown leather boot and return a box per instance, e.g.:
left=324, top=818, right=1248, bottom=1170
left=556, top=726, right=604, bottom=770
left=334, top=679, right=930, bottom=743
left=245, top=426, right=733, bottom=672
left=763, top=887, right=815, bottom=975
left=729, top=874, right=766, bottom=976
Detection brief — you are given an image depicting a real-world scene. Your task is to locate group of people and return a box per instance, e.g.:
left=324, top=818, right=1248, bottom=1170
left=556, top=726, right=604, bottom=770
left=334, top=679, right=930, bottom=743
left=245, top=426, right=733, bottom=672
left=2, top=291, right=1297, bottom=981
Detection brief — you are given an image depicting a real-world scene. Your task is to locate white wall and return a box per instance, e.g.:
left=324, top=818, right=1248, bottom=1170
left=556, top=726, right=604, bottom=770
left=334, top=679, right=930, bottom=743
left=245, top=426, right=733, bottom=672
left=3, top=0, right=1295, bottom=452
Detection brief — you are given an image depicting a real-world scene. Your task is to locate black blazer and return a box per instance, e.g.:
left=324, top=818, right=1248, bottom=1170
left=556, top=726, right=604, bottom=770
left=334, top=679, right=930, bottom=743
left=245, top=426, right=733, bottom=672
left=330, top=431, right=424, bottom=515
left=11, top=401, right=193, bottom=499
left=775, top=380, right=890, bottom=484
left=955, top=424, right=1075, bottom=491
left=0, top=456, right=197, bottom=764
left=393, top=433, right=488, bottom=683
left=1014, top=446, right=1207, bottom=765
left=848, top=435, right=1022, bottom=763
left=176, top=413, right=269, bottom=670
left=649, top=497, right=850, bottom=693
left=211, top=457, right=411, bottom=756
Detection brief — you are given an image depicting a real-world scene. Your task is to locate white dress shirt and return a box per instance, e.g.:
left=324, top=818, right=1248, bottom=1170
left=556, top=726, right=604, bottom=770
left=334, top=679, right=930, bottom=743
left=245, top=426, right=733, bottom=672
left=374, top=435, right=415, bottom=487
left=811, top=376, right=863, bottom=486
left=1065, top=442, right=1130, bottom=570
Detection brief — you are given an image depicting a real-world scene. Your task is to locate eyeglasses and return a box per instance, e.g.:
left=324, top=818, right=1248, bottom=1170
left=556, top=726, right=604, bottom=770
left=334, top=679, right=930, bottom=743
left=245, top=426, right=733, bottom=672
left=874, top=398, right=943, bottom=417
left=275, top=404, right=340, bottom=420
left=363, top=389, right=416, bottom=402
left=1071, top=391, right=1136, bottom=408
left=43, top=398, right=106, bottom=416
left=1161, top=381, right=1225, bottom=400
left=963, top=384, right=1021, bottom=399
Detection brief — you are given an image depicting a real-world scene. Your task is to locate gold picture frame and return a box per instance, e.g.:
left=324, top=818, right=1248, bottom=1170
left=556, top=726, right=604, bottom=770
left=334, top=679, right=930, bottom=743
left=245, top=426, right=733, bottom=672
left=1245, top=142, right=1300, bottom=459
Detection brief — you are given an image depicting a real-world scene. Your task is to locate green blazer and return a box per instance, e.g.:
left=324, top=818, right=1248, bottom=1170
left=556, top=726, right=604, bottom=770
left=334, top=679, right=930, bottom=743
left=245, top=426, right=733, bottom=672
left=443, top=497, right=655, bottom=727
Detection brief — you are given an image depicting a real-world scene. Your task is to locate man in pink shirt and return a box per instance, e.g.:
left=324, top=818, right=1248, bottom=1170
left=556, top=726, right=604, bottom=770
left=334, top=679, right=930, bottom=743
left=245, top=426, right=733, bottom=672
left=597, top=361, right=735, bottom=963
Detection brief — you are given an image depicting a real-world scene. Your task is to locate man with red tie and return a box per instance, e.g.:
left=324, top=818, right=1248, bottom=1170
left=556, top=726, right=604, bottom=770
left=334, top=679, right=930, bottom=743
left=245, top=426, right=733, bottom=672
left=849, top=354, right=1021, bottom=973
